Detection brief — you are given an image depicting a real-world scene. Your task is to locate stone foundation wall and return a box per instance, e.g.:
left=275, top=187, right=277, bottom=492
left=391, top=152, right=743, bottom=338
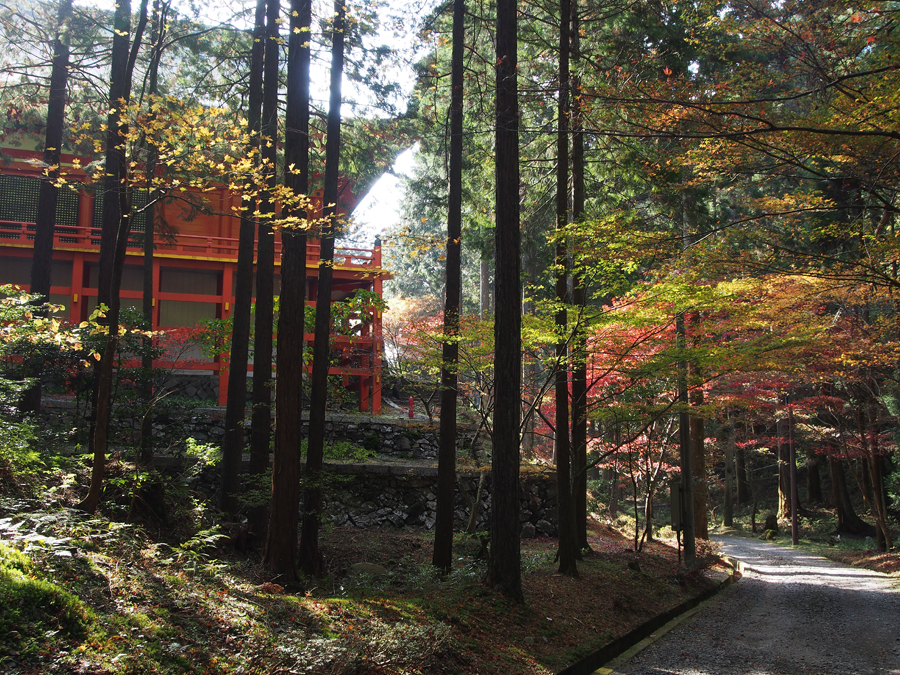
left=46, top=401, right=481, bottom=461
left=162, top=375, right=220, bottom=403
left=54, top=399, right=557, bottom=537
left=317, top=465, right=558, bottom=538
left=185, top=462, right=558, bottom=538
left=177, top=414, right=481, bottom=460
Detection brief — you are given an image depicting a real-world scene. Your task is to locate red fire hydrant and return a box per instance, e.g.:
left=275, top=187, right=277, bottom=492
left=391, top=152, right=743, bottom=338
left=408, top=396, right=414, bottom=419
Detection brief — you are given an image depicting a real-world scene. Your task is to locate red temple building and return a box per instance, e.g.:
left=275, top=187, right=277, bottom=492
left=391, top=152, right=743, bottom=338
left=0, top=145, right=389, bottom=414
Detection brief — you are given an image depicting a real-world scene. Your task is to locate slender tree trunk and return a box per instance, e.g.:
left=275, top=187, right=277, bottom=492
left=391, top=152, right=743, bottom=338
left=676, top=313, right=695, bottom=563
left=264, top=0, right=311, bottom=580
left=220, top=0, right=265, bottom=515
left=300, top=0, right=345, bottom=578
left=249, top=0, right=281, bottom=539
left=789, top=405, right=799, bottom=545
left=630, top=467, right=640, bottom=551
left=78, top=0, right=142, bottom=513
left=608, top=427, right=620, bottom=517
left=806, top=447, right=823, bottom=503
left=521, top=401, right=535, bottom=460
left=607, top=466, right=619, bottom=517
left=479, top=259, right=490, bottom=318
left=736, top=435, right=751, bottom=505
left=830, top=454, right=868, bottom=534
left=139, top=176, right=155, bottom=464
left=860, top=455, right=875, bottom=516
left=466, top=469, right=487, bottom=535
left=29, top=0, right=72, bottom=308
left=723, top=414, right=735, bottom=527
left=23, top=0, right=73, bottom=415
left=861, top=407, right=891, bottom=550
left=570, top=0, right=588, bottom=552
left=554, top=0, right=577, bottom=577
left=681, top=195, right=705, bottom=542
left=139, top=0, right=166, bottom=464
left=432, top=0, right=464, bottom=573
left=688, top=362, right=707, bottom=538
left=643, top=489, right=654, bottom=544
left=689, top=403, right=707, bottom=538
left=487, top=0, right=523, bottom=602
left=870, top=454, right=891, bottom=551
left=777, top=417, right=791, bottom=518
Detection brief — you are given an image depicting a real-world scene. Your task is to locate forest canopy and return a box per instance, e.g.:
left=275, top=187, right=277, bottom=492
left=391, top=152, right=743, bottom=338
left=0, top=0, right=897, bottom=606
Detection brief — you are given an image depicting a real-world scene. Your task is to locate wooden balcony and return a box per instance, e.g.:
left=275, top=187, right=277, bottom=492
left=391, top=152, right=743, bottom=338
left=0, top=150, right=387, bottom=413
left=0, top=221, right=387, bottom=414
left=0, top=220, right=385, bottom=274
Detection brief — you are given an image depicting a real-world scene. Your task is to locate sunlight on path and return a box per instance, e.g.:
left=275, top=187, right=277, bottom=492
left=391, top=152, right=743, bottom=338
left=610, top=536, right=900, bottom=675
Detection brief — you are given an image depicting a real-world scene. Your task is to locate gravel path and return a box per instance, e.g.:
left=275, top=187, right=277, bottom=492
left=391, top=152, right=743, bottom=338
left=612, top=536, right=900, bottom=675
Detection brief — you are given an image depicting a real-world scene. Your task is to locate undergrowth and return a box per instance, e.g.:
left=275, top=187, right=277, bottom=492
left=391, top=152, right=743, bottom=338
left=0, top=540, right=92, bottom=663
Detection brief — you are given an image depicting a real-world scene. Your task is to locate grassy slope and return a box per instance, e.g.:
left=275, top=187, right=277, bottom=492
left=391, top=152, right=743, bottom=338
left=0, top=476, right=721, bottom=675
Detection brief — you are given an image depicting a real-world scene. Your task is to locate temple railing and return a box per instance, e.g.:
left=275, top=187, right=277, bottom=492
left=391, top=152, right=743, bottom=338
left=0, top=220, right=381, bottom=269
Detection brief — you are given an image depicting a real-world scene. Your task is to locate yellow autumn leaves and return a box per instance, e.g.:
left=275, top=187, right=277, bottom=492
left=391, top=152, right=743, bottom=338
left=62, top=95, right=332, bottom=235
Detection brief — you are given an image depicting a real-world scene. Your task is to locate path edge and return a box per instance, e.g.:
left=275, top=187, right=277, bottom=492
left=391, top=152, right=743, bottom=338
left=556, top=557, right=744, bottom=675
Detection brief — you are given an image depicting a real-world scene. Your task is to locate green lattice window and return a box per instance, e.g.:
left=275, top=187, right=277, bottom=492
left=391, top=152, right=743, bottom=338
left=92, top=188, right=148, bottom=233
left=0, top=175, right=79, bottom=232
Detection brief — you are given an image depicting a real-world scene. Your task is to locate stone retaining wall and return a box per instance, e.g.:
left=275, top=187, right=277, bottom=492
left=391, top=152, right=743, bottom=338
left=315, top=464, right=558, bottom=537
left=184, top=462, right=558, bottom=538
left=45, top=400, right=482, bottom=461
left=51, top=399, right=557, bottom=537
left=169, top=412, right=481, bottom=461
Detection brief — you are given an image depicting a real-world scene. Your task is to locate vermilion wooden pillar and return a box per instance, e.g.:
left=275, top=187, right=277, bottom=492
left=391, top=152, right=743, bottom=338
left=217, top=262, right=235, bottom=406
left=371, top=242, right=383, bottom=415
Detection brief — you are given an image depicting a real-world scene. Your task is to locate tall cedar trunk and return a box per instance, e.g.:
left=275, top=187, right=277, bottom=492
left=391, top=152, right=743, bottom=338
left=479, top=259, right=490, bottom=318
left=681, top=200, right=704, bottom=544
left=736, top=438, right=751, bottom=505
left=300, top=0, right=345, bottom=578
left=78, top=0, right=146, bottom=513
left=860, top=455, right=875, bottom=519
left=521, top=401, right=535, bottom=460
left=264, top=0, right=311, bottom=579
left=554, top=0, right=577, bottom=577
left=139, top=0, right=166, bottom=464
left=777, top=417, right=791, bottom=518
left=789, top=405, right=799, bottom=544
left=687, top=347, right=707, bottom=538
left=806, top=446, right=823, bottom=503
left=466, top=469, right=487, bottom=534
left=432, top=0, right=464, bottom=573
left=570, top=0, right=588, bottom=551
left=519, top=256, right=538, bottom=461
left=723, top=415, right=735, bottom=526
left=487, top=0, right=523, bottom=602
left=870, top=454, right=891, bottom=551
left=220, top=0, right=265, bottom=515
left=608, top=427, right=620, bottom=517
left=22, top=0, right=73, bottom=415
left=676, top=313, right=696, bottom=562
left=249, top=0, right=280, bottom=539
left=608, top=465, right=619, bottom=517
left=861, top=407, right=891, bottom=550
left=870, top=454, right=887, bottom=551
left=689, top=410, right=707, bottom=538
left=830, top=454, right=868, bottom=534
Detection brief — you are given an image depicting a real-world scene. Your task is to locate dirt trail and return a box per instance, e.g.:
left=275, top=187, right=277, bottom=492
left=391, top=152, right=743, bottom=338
left=612, top=535, right=900, bottom=675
